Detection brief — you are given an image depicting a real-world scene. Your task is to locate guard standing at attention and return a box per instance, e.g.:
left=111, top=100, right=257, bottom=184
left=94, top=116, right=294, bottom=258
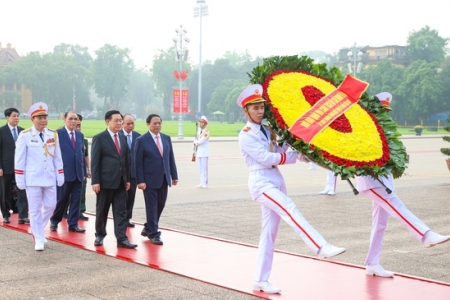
left=194, top=115, right=210, bottom=189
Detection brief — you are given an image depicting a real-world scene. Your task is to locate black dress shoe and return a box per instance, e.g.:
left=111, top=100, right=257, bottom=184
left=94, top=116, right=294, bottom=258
left=79, top=214, right=89, bottom=221
left=69, top=227, right=86, bottom=233
left=94, top=236, right=104, bottom=246
left=126, top=220, right=135, bottom=227
left=50, top=223, right=57, bottom=231
left=117, top=240, right=138, bottom=248
left=18, top=218, right=30, bottom=224
left=149, top=236, right=163, bottom=245
left=141, top=228, right=150, bottom=237
left=3, top=217, right=10, bottom=224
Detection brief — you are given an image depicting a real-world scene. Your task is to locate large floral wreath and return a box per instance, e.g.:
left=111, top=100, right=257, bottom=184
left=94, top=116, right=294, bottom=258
left=248, top=55, right=408, bottom=180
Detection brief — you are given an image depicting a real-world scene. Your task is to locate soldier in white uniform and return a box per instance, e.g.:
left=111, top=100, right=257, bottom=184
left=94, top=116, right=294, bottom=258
left=14, top=102, right=64, bottom=251
left=319, top=169, right=337, bottom=195
left=194, top=116, right=210, bottom=189
left=237, top=84, right=346, bottom=294
left=357, top=92, right=450, bottom=278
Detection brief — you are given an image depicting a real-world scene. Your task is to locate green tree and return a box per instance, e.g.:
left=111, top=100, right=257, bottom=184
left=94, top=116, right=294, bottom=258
left=397, top=60, right=443, bottom=123
left=127, top=68, right=158, bottom=119
left=438, top=56, right=450, bottom=114
left=92, top=44, right=134, bottom=110
left=53, top=44, right=94, bottom=112
left=360, top=60, right=406, bottom=119
left=207, top=79, right=246, bottom=114
left=406, top=25, right=449, bottom=64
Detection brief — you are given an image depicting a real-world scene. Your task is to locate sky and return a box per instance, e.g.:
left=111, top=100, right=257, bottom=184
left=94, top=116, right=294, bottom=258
left=2, top=0, right=450, bottom=69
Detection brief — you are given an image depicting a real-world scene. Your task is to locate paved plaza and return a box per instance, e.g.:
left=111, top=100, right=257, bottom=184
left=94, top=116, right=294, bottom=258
left=1, top=135, right=449, bottom=299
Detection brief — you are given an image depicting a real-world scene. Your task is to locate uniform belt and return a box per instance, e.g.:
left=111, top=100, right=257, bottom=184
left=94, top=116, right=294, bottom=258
left=249, top=164, right=276, bottom=171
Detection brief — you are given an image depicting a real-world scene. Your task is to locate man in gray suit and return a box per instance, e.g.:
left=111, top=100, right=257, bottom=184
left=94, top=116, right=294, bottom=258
left=135, top=114, right=178, bottom=245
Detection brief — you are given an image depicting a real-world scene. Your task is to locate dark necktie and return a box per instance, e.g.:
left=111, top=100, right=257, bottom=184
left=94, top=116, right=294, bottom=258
left=39, top=132, right=44, bottom=142
left=260, top=125, right=268, bottom=140
left=70, top=132, right=76, bottom=149
left=12, top=128, right=18, bottom=142
left=114, top=134, right=121, bottom=155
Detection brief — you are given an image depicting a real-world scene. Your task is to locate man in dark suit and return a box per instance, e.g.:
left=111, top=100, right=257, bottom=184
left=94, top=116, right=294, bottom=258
left=50, top=111, right=86, bottom=232
left=91, top=110, right=137, bottom=249
left=120, top=114, right=141, bottom=227
left=135, top=114, right=178, bottom=245
left=0, top=108, right=28, bottom=224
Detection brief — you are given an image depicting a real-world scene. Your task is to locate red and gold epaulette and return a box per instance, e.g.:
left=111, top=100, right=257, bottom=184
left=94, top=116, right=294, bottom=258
left=21, top=128, right=31, bottom=133
left=242, top=126, right=251, bottom=132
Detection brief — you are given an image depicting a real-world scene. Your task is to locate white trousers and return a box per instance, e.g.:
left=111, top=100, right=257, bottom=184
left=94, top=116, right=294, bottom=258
left=197, top=157, right=208, bottom=187
left=26, top=186, right=57, bottom=244
left=253, top=187, right=327, bottom=281
left=362, top=188, right=430, bottom=265
left=324, top=170, right=337, bottom=193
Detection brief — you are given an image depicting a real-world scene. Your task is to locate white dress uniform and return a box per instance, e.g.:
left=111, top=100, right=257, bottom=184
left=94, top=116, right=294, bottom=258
left=320, top=170, right=337, bottom=195
left=356, top=174, right=431, bottom=266
left=14, top=103, right=64, bottom=250
left=195, top=116, right=210, bottom=188
left=239, top=121, right=333, bottom=282
left=237, top=84, right=345, bottom=293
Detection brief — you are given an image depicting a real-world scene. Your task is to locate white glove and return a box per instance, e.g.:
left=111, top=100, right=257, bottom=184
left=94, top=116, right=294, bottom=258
left=194, top=141, right=198, bottom=146
left=17, top=184, right=25, bottom=190
left=57, top=180, right=64, bottom=187
left=297, top=153, right=311, bottom=163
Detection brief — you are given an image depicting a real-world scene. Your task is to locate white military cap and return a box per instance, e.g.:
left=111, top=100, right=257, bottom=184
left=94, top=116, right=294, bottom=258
left=28, top=102, right=49, bottom=118
left=236, top=84, right=265, bottom=108
left=199, top=115, right=208, bottom=124
left=376, top=92, right=393, bottom=111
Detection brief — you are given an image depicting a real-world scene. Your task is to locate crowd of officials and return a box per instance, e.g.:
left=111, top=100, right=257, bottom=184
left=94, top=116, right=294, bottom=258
left=1, top=103, right=179, bottom=251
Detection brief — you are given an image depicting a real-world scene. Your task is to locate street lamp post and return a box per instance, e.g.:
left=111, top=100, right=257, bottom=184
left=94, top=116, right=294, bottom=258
left=194, top=0, right=208, bottom=119
left=173, top=24, right=190, bottom=139
left=347, top=43, right=363, bottom=77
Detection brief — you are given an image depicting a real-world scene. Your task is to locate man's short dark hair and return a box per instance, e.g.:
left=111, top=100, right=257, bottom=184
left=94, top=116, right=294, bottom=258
left=146, top=114, right=161, bottom=124
left=77, top=114, right=83, bottom=121
left=105, top=110, right=123, bottom=121
left=4, top=108, right=19, bottom=117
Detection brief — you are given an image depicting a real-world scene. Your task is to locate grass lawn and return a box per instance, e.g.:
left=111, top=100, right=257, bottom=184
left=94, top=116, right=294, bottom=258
left=15, top=119, right=246, bottom=138
left=13, top=119, right=447, bottom=138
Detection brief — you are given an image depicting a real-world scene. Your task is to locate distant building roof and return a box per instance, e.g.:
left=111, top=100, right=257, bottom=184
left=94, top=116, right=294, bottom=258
left=0, top=43, right=20, bottom=65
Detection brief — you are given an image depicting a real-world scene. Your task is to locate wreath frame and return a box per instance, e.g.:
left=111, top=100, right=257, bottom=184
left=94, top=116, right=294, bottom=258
left=248, top=55, right=408, bottom=180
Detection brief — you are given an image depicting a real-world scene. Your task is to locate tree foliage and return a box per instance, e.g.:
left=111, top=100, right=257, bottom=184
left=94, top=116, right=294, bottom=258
left=92, top=44, right=134, bottom=109
left=406, top=25, right=449, bottom=64
left=397, top=60, right=443, bottom=121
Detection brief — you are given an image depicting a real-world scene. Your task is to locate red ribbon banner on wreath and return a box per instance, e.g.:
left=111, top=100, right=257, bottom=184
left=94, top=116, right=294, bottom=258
left=288, top=74, right=369, bottom=143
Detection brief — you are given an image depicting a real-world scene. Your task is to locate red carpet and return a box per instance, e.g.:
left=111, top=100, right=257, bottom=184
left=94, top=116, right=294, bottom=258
left=2, top=213, right=450, bottom=299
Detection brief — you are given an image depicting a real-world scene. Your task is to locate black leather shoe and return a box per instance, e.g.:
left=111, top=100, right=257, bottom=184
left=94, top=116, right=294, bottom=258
left=94, top=236, right=104, bottom=246
left=50, top=223, right=57, bottom=231
left=69, top=227, right=86, bottom=233
left=117, top=240, right=138, bottom=248
left=141, top=228, right=150, bottom=237
left=149, top=236, right=163, bottom=245
left=79, top=214, right=89, bottom=221
left=126, top=220, right=135, bottom=227
left=3, top=217, right=10, bottom=223
left=18, top=218, right=30, bottom=224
